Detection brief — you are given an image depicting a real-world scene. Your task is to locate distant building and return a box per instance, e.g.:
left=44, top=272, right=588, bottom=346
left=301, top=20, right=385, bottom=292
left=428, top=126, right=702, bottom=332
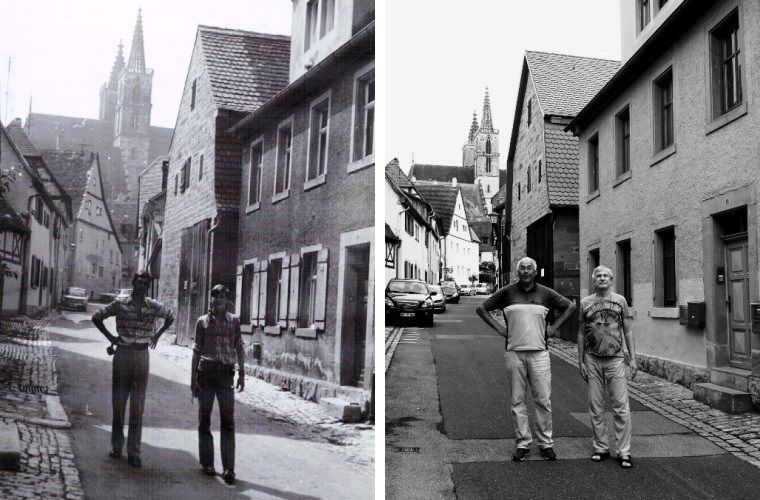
left=567, top=0, right=760, bottom=407
left=24, top=10, right=172, bottom=284
left=137, top=156, right=168, bottom=298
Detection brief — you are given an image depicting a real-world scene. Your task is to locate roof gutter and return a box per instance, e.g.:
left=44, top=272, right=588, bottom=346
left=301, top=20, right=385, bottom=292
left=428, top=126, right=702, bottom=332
left=566, top=0, right=701, bottom=135
left=228, top=21, right=375, bottom=137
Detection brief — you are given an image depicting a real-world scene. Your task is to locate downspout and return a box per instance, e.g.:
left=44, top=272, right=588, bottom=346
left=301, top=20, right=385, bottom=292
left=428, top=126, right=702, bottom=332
left=205, top=215, right=220, bottom=313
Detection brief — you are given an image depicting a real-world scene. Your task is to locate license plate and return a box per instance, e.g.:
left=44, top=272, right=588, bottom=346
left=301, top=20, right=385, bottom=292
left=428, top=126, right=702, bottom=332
left=400, top=313, right=415, bottom=318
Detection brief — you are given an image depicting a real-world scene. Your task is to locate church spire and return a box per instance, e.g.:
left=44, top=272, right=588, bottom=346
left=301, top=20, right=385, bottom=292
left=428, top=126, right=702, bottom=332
left=468, top=111, right=479, bottom=144
left=109, top=40, right=125, bottom=87
left=127, top=9, right=145, bottom=73
left=480, top=87, right=493, bottom=133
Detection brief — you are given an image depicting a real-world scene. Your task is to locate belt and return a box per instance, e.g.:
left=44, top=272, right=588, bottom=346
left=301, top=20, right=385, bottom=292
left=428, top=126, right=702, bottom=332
left=118, top=343, right=150, bottom=350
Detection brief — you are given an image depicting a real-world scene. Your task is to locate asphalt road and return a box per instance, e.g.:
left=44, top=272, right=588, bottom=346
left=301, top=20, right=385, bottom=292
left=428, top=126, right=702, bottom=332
left=48, top=308, right=365, bottom=500
left=386, top=295, right=760, bottom=499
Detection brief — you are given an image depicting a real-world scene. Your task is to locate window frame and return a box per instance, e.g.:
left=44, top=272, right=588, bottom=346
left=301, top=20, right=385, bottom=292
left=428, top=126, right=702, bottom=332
left=246, top=137, right=264, bottom=212
left=190, top=78, right=197, bottom=111
left=654, top=226, right=677, bottom=307
left=616, top=239, right=633, bottom=307
left=588, top=247, right=600, bottom=292
left=707, top=7, right=746, bottom=131
left=348, top=62, right=375, bottom=172
left=304, top=0, right=336, bottom=52
left=615, top=106, right=631, bottom=179
left=305, top=90, right=331, bottom=190
left=273, top=116, right=294, bottom=203
left=653, top=67, right=674, bottom=154
left=587, top=133, right=600, bottom=195
left=298, top=247, right=322, bottom=329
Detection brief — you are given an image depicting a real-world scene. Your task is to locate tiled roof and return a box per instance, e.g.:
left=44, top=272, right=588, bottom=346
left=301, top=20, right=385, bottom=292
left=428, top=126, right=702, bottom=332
left=525, top=51, right=620, bottom=118
left=385, top=223, right=400, bottom=242
left=409, top=164, right=474, bottom=184
left=198, top=26, right=290, bottom=114
left=545, top=121, right=580, bottom=206
left=41, top=150, right=93, bottom=215
left=5, top=119, right=40, bottom=157
left=413, top=183, right=459, bottom=235
left=492, top=184, right=508, bottom=210
left=385, top=158, right=414, bottom=189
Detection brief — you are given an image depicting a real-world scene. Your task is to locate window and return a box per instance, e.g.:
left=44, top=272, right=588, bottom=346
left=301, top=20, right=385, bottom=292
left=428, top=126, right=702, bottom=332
left=538, top=160, right=542, bottom=183
left=95, top=206, right=102, bottom=216
left=352, top=66, right=375, bottom=163
left=79, top=230, right=83, bottom=242
left=527, top=98, right=532, bottom=126
left=199, top=154, right=204, bottom=181
left=174, top=174, right=178, bottom=196
left=517, top=182, right=521, bottom=201
left=616, top=107, right=631, bottom=176
left=98, top=266, right=104, bottom=278
left=656, top=228, right=677, bottom=307
left=710, top=10, right=742, bottom=117
left=298, top=252, right=319, bottom=328
left=617, top=239, right=633, bottom=306
left=527, top=166, right=532, bottom=193
left=385, top=240, right=397, bottom=268
left=307, top=94, right=330, bottom=184
left=588, top=134, right=599, bottom=193
left=247, top=140, right=263, bottom=208
left=639, top=0, right=651, bottom=31
left=654, top=68, right=674, bottom=152
left=304, top=0, right=335, bottom=51
left=30, top=256, right=40, bottom=288
left=588, top=248, right=600, bottom=291
left=86, top=199, right=91, bottom=215
left=180, top=158, right=191, bottom=193
left=110, top=251, right=113, bottom=264
left=275, top=120, right=293, bottom=196
left=485, top=138, right=492, bottom=173
left=405, top=212, right=414, bottom=236
left=191, top=79, right=197, bottom=111
left=265, top=258, right=283, bottom=326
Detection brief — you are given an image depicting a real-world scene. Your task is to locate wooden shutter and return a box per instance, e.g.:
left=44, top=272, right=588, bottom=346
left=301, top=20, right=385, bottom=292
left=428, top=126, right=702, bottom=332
left=278, top=257, right=290, bottom=328
left=257, top=260, right=268, bottom=326
left=234, top=265, right=243, bottom=316
left=314, top=248, right=329, bottom=330
left=251, top=261, right=262, bottom=326
left=288, top=254, right=301, bottom=328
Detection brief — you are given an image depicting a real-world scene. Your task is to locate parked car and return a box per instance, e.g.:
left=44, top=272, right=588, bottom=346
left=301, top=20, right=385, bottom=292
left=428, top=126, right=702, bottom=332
left=115, top=288, right=132, bottom=300
left=474, top=283, right=489, bottom=295
left=60, top=287, right=88, bottom=311
left=459, top=284, right=476, bottom=296
left=385, top=278, right=434, bottom=327
left=440, top=281, right=460, bottom=304
left=428, top=284, right=447, bottom=313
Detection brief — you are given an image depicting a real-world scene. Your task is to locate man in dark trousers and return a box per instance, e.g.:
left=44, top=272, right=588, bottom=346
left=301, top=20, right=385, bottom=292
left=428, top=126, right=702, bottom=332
left=92, top=270, right=175, bottom=468
left=476, top=257, right=576, bottom=461
left=191, top=284, right=245, bottom=485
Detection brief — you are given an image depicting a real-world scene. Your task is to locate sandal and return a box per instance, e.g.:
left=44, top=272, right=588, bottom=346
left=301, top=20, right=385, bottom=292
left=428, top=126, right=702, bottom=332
left=591, top=451, right=610, bottom=462
left=618, top=455, right=633, bottom=468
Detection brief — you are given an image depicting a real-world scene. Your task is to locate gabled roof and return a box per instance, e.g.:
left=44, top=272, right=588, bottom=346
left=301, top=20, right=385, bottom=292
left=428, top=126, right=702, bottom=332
left=197, top=26, right=290, bottom=114
left=385, top=223, right=400, bottom=242
left=525, top=51, right=620, bottom=118
left=385, top=158, right=414, bottom=190
left=409, top=164, right=475, bottom=184
left=414, top=183, right=459, bottom=235
left=492, top=184, right=508, bottom=211
left=385, top=159, right=439, bottom=237
left=6, top=118, right=40, bottom=157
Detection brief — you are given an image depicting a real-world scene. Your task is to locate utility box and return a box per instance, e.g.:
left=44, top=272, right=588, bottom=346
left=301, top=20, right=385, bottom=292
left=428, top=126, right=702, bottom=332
left=751, top=303, right=760, bottom=334
left=678, top=305, right=688, bottom=325
left=687, top=301, right=706, bottom=328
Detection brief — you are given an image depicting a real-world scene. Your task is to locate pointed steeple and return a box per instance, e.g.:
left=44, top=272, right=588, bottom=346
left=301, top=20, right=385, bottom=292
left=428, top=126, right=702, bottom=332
left=468, top=111, right=479, bottom=144
left=480, top=87, right=493, bottom=133
left=127, top=9, right=145, bottom=73
left=109, top=41, right=125, bottom=87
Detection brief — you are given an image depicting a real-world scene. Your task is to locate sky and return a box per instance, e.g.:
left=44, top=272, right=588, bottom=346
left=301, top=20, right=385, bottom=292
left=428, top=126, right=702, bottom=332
left=0, top=0, right=292, bottom=129
left=385, top=0, right=622, bottom=173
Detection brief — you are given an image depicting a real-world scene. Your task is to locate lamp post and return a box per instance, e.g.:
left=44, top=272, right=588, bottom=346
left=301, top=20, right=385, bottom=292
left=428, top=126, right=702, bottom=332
left=488, top=211, right=501, bottom=289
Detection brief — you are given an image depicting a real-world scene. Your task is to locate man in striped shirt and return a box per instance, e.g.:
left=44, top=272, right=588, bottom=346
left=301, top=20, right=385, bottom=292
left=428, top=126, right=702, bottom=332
left=92, top=270, right=174, bottom=468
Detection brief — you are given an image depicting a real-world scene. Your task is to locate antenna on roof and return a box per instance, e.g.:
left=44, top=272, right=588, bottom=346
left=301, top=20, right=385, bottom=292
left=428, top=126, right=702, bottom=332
left=2, top=57, right=10, bottom=124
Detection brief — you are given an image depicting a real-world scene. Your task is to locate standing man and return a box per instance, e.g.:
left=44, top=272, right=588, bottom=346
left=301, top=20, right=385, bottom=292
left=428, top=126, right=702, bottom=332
left=476, top=257, right=576, bottom=461
left=92, top=270, right=175, bottom=468
left=191, top=284, right=245, bottom=485
left=578, top=265, right=637, bottom=469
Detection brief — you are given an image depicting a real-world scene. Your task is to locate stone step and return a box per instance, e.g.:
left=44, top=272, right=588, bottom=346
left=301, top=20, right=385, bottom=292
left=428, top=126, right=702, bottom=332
left=318, top=397, right=363, bottom=423
left=0, top=421, right=21, bottom=471
left=711, top=366, right=750, bottom=391
left=693, top=382, right=754, bottom=415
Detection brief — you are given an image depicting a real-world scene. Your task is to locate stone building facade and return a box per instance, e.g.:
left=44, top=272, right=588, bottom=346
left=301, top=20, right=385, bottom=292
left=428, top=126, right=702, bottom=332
left=569, top=0, right=760, bottom=408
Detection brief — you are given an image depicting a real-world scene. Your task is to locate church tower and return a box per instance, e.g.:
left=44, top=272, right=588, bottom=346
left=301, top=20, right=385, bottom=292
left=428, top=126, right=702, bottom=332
left=473, top=88, right=500, bottom=211
left=113, top=9, right=153, bottom=199
left=99, top=41, right=124, bottom=122
left=462, top=111, right=478, bottom=167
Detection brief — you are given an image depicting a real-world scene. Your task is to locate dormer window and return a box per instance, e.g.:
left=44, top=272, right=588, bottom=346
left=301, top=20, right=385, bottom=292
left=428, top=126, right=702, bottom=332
left=304, top=0, right=335, bottom=51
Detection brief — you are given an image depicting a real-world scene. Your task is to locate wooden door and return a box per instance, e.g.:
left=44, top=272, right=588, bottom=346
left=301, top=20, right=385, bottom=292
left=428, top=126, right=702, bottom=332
left=725, top=236, right=751, bottom=369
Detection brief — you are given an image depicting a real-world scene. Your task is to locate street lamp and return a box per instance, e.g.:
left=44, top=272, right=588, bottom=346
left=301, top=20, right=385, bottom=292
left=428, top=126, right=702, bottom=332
left=488, top=212, right=501, bottom=289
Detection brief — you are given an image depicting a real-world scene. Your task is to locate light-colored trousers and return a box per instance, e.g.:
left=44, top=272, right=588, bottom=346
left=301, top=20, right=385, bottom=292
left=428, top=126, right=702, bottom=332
left=505, top=350, right=553, bottom=449
left=586, top=353, right=632, bottom=456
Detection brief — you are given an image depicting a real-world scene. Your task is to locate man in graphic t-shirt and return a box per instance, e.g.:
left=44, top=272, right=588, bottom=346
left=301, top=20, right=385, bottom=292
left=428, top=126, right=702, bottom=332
left=476, top=257, right=576, bottom=462
left=578, top=265, right=637, bottom=469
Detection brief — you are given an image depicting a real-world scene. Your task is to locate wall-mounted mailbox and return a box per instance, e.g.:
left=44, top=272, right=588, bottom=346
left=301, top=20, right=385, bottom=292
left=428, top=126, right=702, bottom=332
left=751, top=303, right=760, bottom=334
left=687, top=301, right=706, bottom=328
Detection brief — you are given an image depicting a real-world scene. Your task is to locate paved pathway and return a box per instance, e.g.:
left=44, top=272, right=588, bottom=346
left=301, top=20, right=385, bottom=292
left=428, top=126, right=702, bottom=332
left=386, top=325, right=760, bottom=468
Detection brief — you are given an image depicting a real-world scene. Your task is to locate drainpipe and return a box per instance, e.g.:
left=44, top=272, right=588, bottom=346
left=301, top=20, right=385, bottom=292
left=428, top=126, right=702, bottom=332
left=205, top=215, right=220, bottom=312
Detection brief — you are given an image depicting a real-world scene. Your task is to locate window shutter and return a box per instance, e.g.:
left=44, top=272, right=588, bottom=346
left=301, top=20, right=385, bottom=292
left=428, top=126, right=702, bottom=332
left=234, top=265, right=243, bottom=316
left=242, top=144, right=251, bottom=201
left=288, top=254, right=301, bottom=327
left=278, top=257, right=291, bottom=328
left=314, top=248, right=329, bottom=330
left=257, top=261, right=268, bottom=326
left=251, top=261, right=261, bottom=326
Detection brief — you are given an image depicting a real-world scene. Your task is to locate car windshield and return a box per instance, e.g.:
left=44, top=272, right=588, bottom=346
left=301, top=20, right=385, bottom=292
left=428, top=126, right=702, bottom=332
left=429, top=285, right=442, bottom=294
left=388, top=281, right=428, bottom=294
left=67, top=288, right=86, bottom=297
left=441, top=283, right=456, bottom=291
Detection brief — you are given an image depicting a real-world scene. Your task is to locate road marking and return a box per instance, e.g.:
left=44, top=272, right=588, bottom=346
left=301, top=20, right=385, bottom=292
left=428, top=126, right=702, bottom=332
left=433, top=319, right=463, bottom=323
left=432, top=334, right=499, bottom=340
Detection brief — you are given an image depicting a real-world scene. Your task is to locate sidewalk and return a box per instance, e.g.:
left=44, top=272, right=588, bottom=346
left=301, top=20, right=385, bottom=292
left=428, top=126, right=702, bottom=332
left=0, top=314, right=373, bottom=498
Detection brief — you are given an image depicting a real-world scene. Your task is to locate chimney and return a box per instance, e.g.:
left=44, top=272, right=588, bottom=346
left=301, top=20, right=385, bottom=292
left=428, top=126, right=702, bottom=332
left=161, top=159, right=169, bottom=191
left=452, top=177, right=457, bottom=188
